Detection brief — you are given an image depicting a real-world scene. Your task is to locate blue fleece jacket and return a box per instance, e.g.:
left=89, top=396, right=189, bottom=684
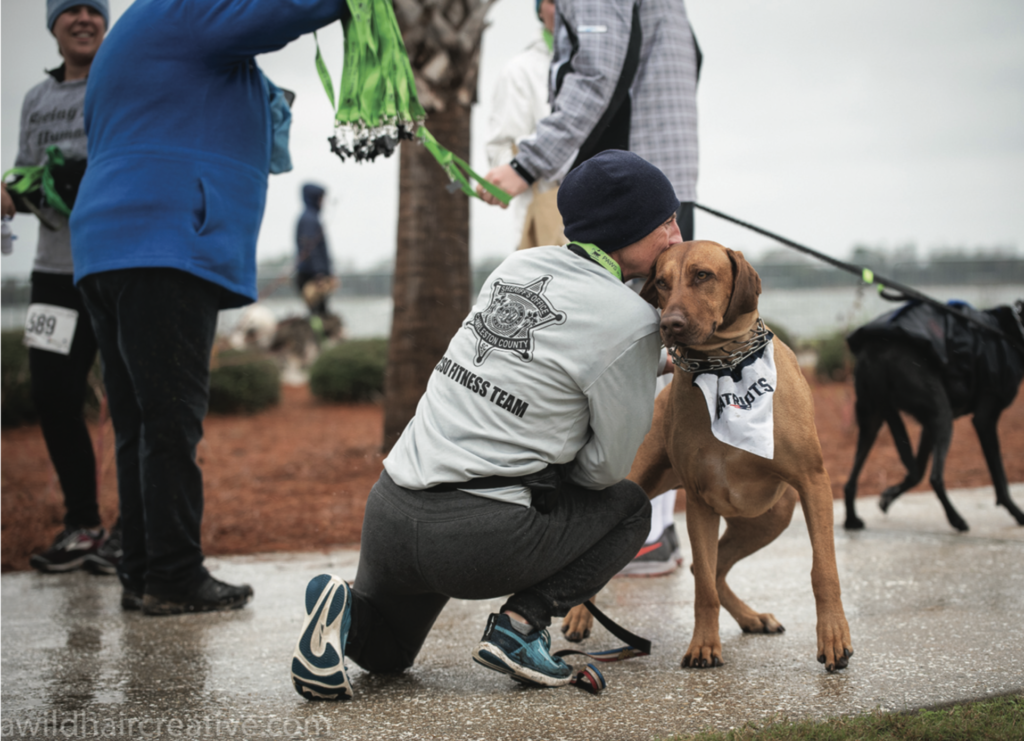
left=70, top=0, right=344, bottom=307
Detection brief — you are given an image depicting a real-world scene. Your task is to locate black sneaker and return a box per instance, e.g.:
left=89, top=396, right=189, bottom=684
left=141, top=576, right=254, bottom=616
left=122, top=588, right=144, bottom=611
left=84, top=523, right=123, bottom=576
left=616, top=523, right=684, bottom=577
left=29, top=527, right=105, bottom=573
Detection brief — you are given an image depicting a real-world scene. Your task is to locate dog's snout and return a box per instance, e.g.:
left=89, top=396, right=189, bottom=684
left=660, top=313, right=688, bottom=338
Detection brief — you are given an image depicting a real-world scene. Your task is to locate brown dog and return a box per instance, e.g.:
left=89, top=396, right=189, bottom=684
left=562, top=240, right=853, bottom=672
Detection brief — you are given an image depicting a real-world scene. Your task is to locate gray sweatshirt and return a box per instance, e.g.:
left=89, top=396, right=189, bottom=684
left=14, top=69, right=89, bottom=275
left=383, top=246, right=661, bottom=507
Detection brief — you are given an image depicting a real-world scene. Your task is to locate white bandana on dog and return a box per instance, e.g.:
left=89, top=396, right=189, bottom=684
left=692, top=339, right=776, bottom=459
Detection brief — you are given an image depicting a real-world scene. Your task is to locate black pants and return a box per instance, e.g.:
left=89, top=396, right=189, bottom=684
left=29, top=272, right=100, bottom=530
left=346, top=470, right=651, bottom=673
left=79, top=268, right=220, bottom=598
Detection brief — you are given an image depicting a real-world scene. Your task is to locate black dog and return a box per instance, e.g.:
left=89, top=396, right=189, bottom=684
left=843, top=300, right=1024, bottom=532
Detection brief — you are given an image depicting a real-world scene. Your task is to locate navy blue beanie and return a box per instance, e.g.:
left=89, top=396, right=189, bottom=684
left=48, top=0, right=109, bottom=30
left=558, top=150, right=679, bottom=253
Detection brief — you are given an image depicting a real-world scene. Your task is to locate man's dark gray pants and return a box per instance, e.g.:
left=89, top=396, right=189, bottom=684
left=346, top=470, right=652, bottom=673
left=79, top=268, right=219, bottom=598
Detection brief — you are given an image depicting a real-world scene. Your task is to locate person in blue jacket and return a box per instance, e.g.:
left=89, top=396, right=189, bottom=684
left=71, top=0, right=346, bottom=615
left=295, top=183, right=333, bottom=318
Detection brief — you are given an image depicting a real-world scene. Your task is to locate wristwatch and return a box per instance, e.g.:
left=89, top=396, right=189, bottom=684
left=509, top=157, right=536, bottom=186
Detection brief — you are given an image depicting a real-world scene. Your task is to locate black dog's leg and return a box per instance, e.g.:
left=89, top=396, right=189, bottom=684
left=972, top=404, right=1024, bottom=525
left=843, top=394, right=885, bottom=530
left=880, top=419, right=932, bottom=513
left=927, top=402, right=969, bottom=532
left=878, top=412, right=926, bottom=512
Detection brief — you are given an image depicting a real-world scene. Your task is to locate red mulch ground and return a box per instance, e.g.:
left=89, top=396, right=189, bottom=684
left=3, top=380, right=1024, bottom=572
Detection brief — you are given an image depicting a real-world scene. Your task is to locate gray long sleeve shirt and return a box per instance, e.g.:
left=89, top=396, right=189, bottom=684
left=383, top=246, right=662, bottom=507
left=14, top=69, right=89, bottom=275
left=515, top=0, right=699, bottom=202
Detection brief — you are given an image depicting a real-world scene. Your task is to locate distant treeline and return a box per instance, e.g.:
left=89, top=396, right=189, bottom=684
left=2, top=247, right=1021, bottom=305
left=753, top=244, right=1023, bottom=289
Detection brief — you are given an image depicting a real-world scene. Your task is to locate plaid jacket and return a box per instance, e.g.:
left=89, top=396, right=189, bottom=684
left=514, top=0, right=699, bottom=202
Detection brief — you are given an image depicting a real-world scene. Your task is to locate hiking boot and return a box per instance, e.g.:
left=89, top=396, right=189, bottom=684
left=291, top=574, right=353, bottom=701
left=141, top=575, right=253, bottom=616
left=84, top=522, right=123, bottom=576
left=616, top=523, right=684, bottom=577
left=472, top=613, right=572, bottom=687
left=122, top=588, right=143, bottom=611
left=29, top=527, right=105, bottom=573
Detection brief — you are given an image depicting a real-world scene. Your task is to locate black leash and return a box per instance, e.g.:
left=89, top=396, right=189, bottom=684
left=553, top=600, right=652, bottom=695
left=695, top=203, right=1018, bottom=346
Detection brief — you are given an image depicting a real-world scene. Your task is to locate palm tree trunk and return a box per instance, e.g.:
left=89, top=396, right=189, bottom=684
left=383, top=93, right=471, bottom=451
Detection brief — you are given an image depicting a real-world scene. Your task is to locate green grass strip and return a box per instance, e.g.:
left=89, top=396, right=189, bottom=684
left=665, top=693, right=1024, bottom=741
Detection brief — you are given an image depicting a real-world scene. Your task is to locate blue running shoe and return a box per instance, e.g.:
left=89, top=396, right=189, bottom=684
left=291, top=574, right=353, bottom=701
left=472, top=613, right=572, bottom=687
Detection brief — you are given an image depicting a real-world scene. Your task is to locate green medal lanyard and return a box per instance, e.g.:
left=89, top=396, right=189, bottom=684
left=571, top=242, right=623, bottom=282
left=2, top=145, right=73, bottom=218
left=313, top=0, right=511, bottom=206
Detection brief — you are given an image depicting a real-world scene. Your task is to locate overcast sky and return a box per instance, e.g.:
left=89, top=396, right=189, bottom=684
left=3, top=0, right=1023, bottom=280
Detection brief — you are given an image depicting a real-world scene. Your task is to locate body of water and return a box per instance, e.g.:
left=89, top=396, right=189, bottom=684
left=3, top=285, right=1021, bottom=342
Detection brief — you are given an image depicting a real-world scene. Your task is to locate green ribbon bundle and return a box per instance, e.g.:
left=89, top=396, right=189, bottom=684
left=318, top=0, right=425, bottom=161
left=2, top=145, right=79, bottom=230
left=316, top=0, right=510, bottom=205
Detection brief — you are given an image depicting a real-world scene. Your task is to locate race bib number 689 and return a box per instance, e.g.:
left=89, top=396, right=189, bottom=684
left=23, top=303, right=79, bottom=355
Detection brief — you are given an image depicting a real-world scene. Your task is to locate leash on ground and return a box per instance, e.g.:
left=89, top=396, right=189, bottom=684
left=695, top=203, right=1021, bottom=348
left=553, top=600, right=652, bottom=695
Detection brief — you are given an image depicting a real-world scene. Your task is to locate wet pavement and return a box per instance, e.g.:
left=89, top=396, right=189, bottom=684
left=3, top=485, right=1023, bottom=740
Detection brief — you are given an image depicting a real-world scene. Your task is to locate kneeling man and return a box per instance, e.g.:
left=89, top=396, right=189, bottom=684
left=291, top=150, right=681, bottom=699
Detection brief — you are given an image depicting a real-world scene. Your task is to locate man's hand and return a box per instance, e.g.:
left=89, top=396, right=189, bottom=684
left=1, top=183, right=15, bottom=218
left=476, top=163, right=529, bottom=208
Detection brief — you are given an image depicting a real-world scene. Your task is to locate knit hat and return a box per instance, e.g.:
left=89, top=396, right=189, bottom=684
left=48, top=0, right=109, bottom=31
left=558, top=150, right=679, bottom=253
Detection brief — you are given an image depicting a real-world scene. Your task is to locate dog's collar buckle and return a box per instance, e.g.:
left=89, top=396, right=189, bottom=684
left=668, top=318, right=772, bottom=374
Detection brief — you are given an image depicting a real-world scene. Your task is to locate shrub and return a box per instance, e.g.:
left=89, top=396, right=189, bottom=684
left=1, top=331, right=35, bottom=427
left=208, top=350, right=280, bottom=414
left=309, top=339, right=388, bottom=403
left=814, top=330, right=854, bottom=382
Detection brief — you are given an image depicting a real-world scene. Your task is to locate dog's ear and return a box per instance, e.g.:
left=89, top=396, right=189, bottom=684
left=722, top=249, right=762, bottom=327
left=640, top=263, right=660, bottom=308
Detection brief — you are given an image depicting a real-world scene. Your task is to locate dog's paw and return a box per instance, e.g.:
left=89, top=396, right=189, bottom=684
left=816, top=616, right=853, bottom=672
left=560, top=604, right=593, bottom=643
left=949, top=515, right=969, bottom=532
left=681, top=639, right=723, bottom=669
left=818, top=647, right=854, bottom=672
left=843, top=515, right=865, bottom=530
left=739, top=612, right=785, bottom=634
left=879, top=487, right=902, bottom=512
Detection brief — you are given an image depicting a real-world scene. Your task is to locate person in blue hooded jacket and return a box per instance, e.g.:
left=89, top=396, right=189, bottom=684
left=295, top=183, right=333, bottom=318
left=70, top=0, right=346, bottom=616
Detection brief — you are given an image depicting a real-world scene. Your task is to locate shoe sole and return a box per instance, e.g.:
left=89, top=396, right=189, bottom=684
left=291, top=574, right=353, bottom=701
left=616, top=554, right=684, bottom=578
left=29, top=555, right=91, bottom=573
left=142, top=589, right=253, bottom=616
left=471, top=642, right=572, bottom=688
left=83, top=556, right=118, bottom=576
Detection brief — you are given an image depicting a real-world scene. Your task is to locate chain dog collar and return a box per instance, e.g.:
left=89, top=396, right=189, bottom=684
left=667, top=318, right=772, bottom=374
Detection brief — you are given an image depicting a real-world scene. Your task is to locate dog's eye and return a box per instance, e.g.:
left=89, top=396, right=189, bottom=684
left=696, top=271, right=710, bottom=280
left=655, top=279, right=669, bottom=290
